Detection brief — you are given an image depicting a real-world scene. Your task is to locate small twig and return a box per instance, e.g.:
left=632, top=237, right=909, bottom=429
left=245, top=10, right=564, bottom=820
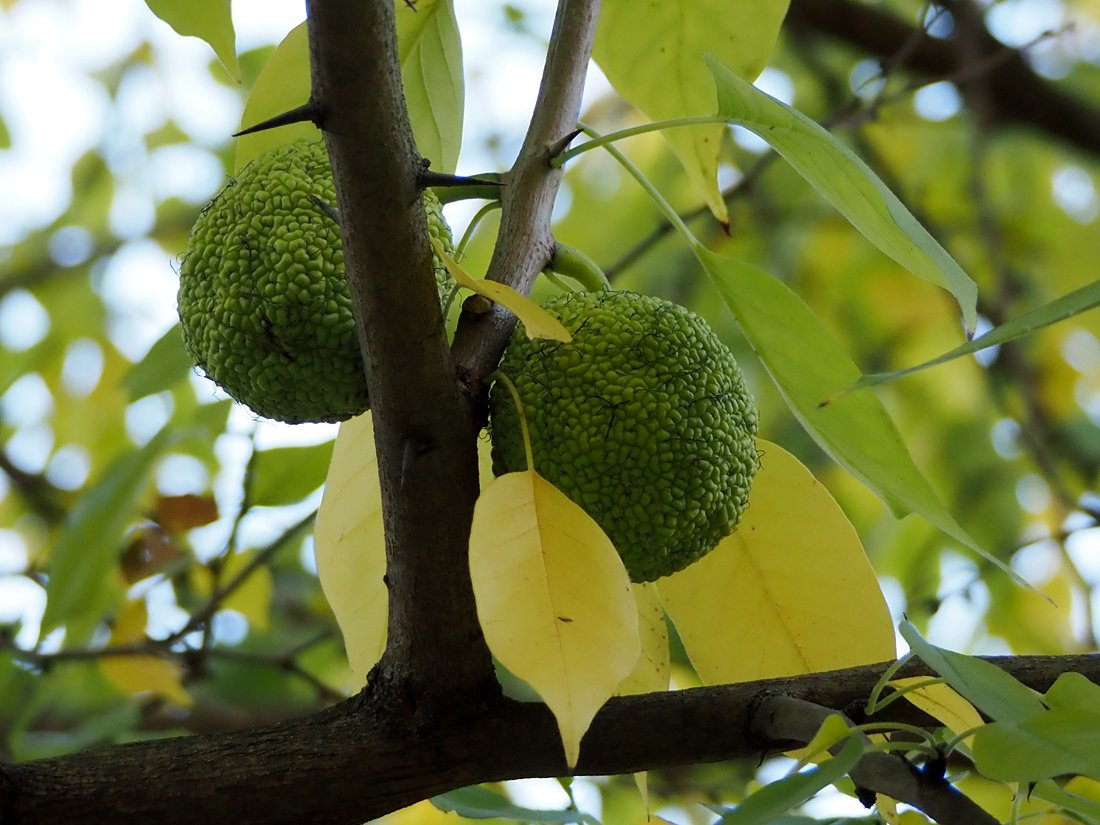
left=204, top=641, right=344, bottom=704
left=0, top=639, right=167, bottom=669
left=605, top=153, right=776, bottom=281
left=0, top=447, right=65, bottom=523
left=165, top=509, right=317, bottom=644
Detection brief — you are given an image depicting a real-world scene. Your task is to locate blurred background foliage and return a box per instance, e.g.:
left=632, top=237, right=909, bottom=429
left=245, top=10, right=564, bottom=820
left=2, top=0, right=1100, bottom=820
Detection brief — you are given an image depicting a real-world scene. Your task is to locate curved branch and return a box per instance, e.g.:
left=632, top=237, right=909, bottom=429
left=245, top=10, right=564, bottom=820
left=5, top=653, right=1099, bottom=825
left=754, top=695, right=997, bottom=825
left=450, top=0, right=603, bottom=395
left=786, top=0, right=1100, bottom=158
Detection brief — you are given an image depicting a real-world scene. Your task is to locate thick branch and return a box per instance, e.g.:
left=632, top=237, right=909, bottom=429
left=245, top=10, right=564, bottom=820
left=451, top=0, right=602, bottom=394
left=786, top=0, right=1100, bottom=158
left=304, top=1, right=493, bottom=703
left=6, top=654, right=1099, bottom=825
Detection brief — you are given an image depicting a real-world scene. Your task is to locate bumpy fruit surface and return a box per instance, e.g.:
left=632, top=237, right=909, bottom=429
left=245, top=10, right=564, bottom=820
left=178, top=139, right=453, bottom=423
left=489, top=290, right=759, bottom=582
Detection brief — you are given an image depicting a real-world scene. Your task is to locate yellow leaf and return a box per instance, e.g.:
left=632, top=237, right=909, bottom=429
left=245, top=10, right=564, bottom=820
left=659, top=439, right=894, bottom=684
left=100, top=600, right=191, bottom=707
left=616, top=583, right=670, bottom=696
left=1065, top=776, right=1100, bottom=803
left=430, top=237, right=572, bottom=342
left=891, top=678, right=983, bottom=748
left=225, top=552, right=273, bottom=632
left=593, top=0, right=788, bottom=224
left=315, top=411, right=388, bottom=688
left=469, top=470, right=640, bottom=768
left=191, top=550, right=273, bottom=633
left=110, top=598, right=149, bottom=644
left=876, top=795, right=901, bottom=825
left=634, top=772, right=650, bottom=818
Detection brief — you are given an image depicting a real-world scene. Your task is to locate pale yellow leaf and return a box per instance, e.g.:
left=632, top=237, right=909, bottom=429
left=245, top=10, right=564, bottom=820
left=593, top=0, right=788, bottom=223
left=876, top=795, right=901, bottom=825
left=469, top=470, right=639, bottom=768
left=315, top=411, right=388, bottom=688
left=109, top=598, right=149, bottom=644
left=100, top=600, right=191, bottom=707
left=634, top=772, right=650, bottom=818
left=430, top=237, right=571, bottom=342
left=891, top=677, right=984, bottom=748
left=100, top=655, right=192, bottom=708
left=659, top=439, right=894, bottom=684
left=191, top=550, right=273, bottom=632
left=616, top=583, right=670, bottom=696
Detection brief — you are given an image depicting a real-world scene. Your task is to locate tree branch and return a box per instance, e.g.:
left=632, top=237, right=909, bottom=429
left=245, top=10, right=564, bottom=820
left=451, top=0, right=603, bottom=395
left=786, top=0, right=1100, bottom=158
left=304, top=0, right=493, bottom=705
left=5, top=654, right=1099, bottom=825
left=754, top=695, right=998, bottom=825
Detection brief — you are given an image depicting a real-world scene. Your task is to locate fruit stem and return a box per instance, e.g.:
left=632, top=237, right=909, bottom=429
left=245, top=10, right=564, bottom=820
left=488, top=370, right=536, bottom=474
left=552, top=116, right=730, bottom=167
left=456, top=201, right=503, bottom=259
left=540, top=269, right=579, bottom=295
left=577, top=122, right=700, bottom=252
left=550, top=241, right=611, bottom=292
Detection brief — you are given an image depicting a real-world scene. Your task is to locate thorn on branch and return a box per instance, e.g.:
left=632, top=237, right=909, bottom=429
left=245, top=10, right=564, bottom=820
left=548, top=128, right=583, bottom=164
left=416, top=168, right=504, bottom=190
left=234, top=100, right=325, bottom=138
left=309, top=194, right=342, bottom=226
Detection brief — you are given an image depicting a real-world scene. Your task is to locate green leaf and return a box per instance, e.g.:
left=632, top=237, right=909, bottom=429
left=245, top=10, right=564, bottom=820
left=236, top=23, right=316, bottom=173
left=593, top=0, right=788, bottom=224
left=249, top=443, right=336, bottom=507
left=42, top=427, right=175, bottom=643
left=711, top=732, right=864, bottom=825
left=396, top=0, right=464, bottom=173
left=1032, top=779, right=1100, bottom=825
left=237, top=2, right=463, bottom=174
left=852, top=279, right=1100, bottom=392
left=1046, top=671, right=1100, bottom=713
left=899, top=621, right=1046, bottom=723
left=144, top=0, right=239, bottom=81
left=123, top=324, right=192, bottom=400
left=973, top=708, right=1100, bottom=782
left=706, top=57, right=978, bottom=335
left=696, top=249, right=994, bottom=561
left=431, top=785, right=600, bottom=824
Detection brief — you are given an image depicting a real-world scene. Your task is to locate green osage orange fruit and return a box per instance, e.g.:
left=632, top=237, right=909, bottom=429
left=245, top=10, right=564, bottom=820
left=489, top=290, right=759, bottom=582
left=177, top=139, right=453, bottom=424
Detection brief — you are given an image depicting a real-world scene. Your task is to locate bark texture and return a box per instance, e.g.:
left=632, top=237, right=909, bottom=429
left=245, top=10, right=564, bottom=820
left=5, top=2, right=1100, bottom=824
